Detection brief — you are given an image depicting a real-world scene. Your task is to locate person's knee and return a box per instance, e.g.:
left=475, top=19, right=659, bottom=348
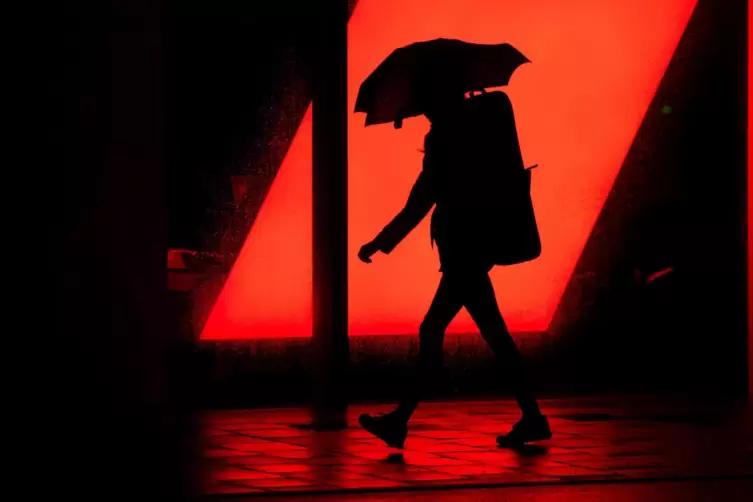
left=418, top=319, right=445, bottom=358
left=479, top=327, right=519, bottom=356
left=418, top=318, right=441, bottom=343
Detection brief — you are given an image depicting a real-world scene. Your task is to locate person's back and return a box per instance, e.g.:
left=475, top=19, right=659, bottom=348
left=425, top=90, right=537, bottom=270
left=423, top=92, right=508, bottom=268
left=421, top=109, right=473, bottom=269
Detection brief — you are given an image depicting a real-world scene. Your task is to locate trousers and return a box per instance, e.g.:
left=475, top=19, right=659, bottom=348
left=397, top=267, right=539, bottom=418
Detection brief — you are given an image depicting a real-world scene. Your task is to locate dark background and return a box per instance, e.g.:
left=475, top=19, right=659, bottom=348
left=166, top=1, right=358, bottom=253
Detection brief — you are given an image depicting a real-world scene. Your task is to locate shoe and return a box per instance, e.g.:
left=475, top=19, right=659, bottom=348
left=496, top=414, right=552, bottom=447
left=358, top=412, right=408, bottom=449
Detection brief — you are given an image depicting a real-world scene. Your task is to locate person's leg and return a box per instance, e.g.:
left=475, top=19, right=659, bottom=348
left=457, top=271, right=542, bottom=419
left=359, top=274, right=463, bottom=447
left=395, top=274, right=465, bottom=421
left=453, top=269, right=550, bottom=445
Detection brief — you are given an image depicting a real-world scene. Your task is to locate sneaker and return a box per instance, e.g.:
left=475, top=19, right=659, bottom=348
left=358, top=412, right=408, bottom=449
left=496, top=414, right=552, bottom=447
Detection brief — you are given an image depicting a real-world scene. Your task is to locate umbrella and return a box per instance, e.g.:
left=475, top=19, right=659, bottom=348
left=355, top=38, right=529, bottom=127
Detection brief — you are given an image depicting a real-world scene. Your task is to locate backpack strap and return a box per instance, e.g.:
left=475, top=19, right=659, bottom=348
left=468, top=88, right=488, bottom=98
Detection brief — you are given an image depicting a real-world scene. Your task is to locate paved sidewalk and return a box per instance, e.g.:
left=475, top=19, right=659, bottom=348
left=201, top=397, right=753, bottom=496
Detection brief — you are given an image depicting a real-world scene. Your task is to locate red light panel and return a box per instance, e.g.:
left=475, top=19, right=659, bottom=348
left=202, top=0, right=697, bottom=340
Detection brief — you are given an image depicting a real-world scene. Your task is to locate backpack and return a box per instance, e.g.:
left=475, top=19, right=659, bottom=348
left=462, top=89, right=542, bottom=266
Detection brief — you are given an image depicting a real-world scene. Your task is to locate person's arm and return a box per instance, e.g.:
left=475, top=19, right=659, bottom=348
left=359, top=168, right=435, bottom=262
left=374, top=169, right=435, bottom=253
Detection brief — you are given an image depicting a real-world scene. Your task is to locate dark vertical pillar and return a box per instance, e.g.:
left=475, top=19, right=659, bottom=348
left=312, top=0, right=350, bottom=428
left=38, top=2, right=198, bottom=499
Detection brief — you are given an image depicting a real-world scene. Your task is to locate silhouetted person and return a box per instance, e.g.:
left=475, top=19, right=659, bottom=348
left=358, top=86, right=551, bottom=448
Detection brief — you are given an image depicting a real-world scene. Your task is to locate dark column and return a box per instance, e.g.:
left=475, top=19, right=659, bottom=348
left=38, top=2, right=198, bottom=499
left=312, top=0, right=350, bottom=428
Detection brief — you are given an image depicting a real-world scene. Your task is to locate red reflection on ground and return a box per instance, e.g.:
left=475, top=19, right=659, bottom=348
left=202, top=0, right=697, bottom=340
left=201, top=398, right=753, bottom=495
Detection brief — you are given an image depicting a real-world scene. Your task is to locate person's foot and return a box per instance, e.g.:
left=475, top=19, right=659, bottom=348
left=496, top=414, right=552, bottom=447
left=358, top=411, right=408, bottom=449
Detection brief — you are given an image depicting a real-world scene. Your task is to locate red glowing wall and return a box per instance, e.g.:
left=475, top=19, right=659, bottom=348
left=202, top=0, right=697, bottom=340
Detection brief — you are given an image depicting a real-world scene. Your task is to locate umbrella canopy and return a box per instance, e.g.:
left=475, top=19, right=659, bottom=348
left=355, top=38, right=529, bottom=127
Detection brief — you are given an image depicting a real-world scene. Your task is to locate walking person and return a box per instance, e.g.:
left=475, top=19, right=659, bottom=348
left=357, top=83, right=551, bottom=449
left=354, top=39, right=551, bottom=449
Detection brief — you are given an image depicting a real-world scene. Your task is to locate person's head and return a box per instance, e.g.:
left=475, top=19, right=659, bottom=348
left=414, top=68, right=465, bottom=124
left=418, top=86, right=465, bottom=124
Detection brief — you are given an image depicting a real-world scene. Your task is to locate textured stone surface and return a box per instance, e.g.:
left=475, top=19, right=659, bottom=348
left=200, top=396, right=753, bottom=496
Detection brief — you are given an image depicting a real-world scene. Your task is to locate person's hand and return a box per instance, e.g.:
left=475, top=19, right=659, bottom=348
left=358, top=241, right=380, bottom=264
